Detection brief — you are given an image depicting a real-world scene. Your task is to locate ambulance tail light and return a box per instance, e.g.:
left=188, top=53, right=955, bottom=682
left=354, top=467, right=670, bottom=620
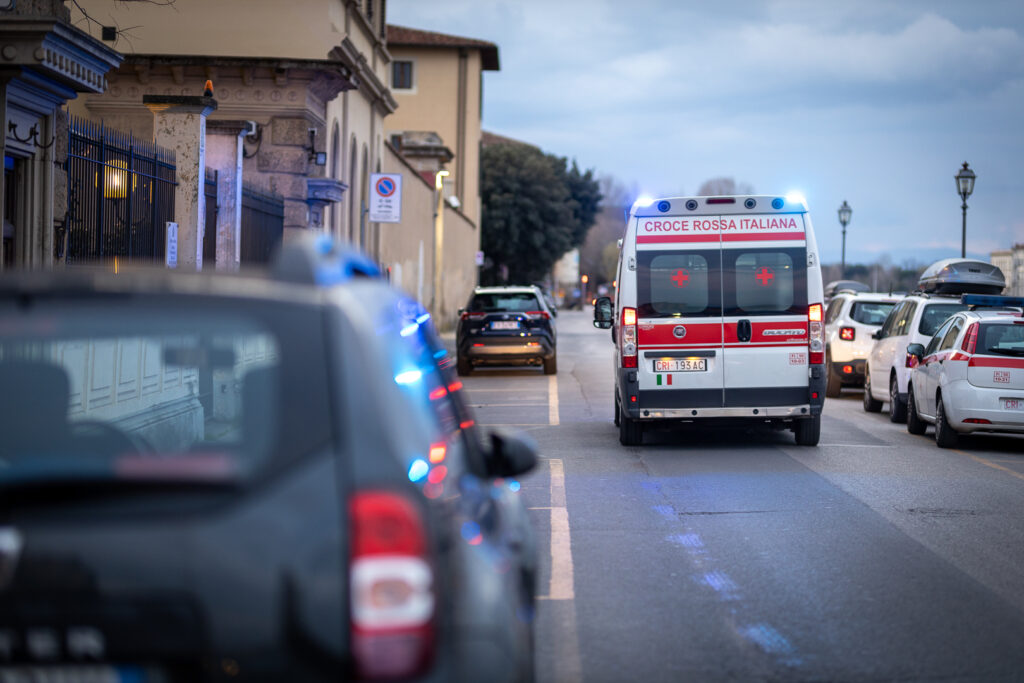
left=961, top=323, right=978, bottom=354
left=621, top=307, right=638, bottom=369
left=350, top=491, right=435, bottom=679
left=839, top=327, right=855, bottom=341
left=808, top=303, right=825, bottom=364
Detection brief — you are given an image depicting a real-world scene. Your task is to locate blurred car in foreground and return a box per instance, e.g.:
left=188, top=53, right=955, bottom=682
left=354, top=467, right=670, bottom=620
left=0, top=237, right=538, bottom=682
left=824, top=290, right=899, bottom=396
left=456, top=286, right=557, bottom=376
left=905, top=295, right=1024, bottom=447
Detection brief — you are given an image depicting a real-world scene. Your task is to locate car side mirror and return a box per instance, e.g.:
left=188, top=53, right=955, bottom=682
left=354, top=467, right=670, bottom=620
left=485, top=429, right=538, bottom=478
left=593, top=296, right=613, bottom=329
left=906, top=343, right=926, bottom=361
left=872, top=329, right=884, bottom=340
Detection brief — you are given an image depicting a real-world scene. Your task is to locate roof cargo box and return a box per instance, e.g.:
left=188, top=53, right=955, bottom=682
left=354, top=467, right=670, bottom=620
left=918, top=258, right=1005, bottom=295
left=825, top=280, right=869, bottom=299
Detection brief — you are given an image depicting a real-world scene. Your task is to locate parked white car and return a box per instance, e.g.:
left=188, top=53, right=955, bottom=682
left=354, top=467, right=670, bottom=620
left=863, top=293, right=968, bottom=421
left=824, top=291, right=899, bottom=396
left=905, top=296, right=1024, bottom=447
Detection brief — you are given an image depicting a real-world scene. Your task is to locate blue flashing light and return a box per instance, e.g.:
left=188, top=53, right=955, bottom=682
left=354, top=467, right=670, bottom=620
left=784, top=192, right=807, bottom=207
left=461, top=521, right=481, bottom=542
left=657, top=200, right=671, bottom=213
left=400, top=323, right=419, bottom=337
left=416, top=313, right=431, bottom=324
left=508, top=480, right=521, bottom=493
left=634, top=196, right=655, bottom=208
left=408, top=458, right=429, bottom=482
left=394, top=369, right=422, bottom=385
left=433, top=349, right=448, bottom=359
left=961, top=294, right=1024, bottom=308
left=771, top=197, right=785, bottom=210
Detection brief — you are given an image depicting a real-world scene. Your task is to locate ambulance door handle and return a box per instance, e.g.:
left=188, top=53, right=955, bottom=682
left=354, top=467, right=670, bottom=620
left=737, top=319, right=752, bottom=342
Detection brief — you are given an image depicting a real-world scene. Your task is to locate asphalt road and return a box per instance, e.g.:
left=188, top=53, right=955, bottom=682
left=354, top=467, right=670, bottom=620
left=453, top=309, right=1024, bottom=683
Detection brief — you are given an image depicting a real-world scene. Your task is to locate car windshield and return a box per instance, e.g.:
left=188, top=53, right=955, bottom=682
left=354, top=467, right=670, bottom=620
left=919, top=303, right=968, bottom=336
left=470, top=292, right=542, bottom=312
left=979, top=322, right=1024, bottom=356
left=850, top=301, right=895, bottom=326
left=0, top=298, right=332, bottom=487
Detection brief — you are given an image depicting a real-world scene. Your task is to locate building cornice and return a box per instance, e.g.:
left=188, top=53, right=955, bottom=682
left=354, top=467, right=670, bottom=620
left=330, top=39, right=397, bottom=115
left=0, top=18, right=123, bottom=93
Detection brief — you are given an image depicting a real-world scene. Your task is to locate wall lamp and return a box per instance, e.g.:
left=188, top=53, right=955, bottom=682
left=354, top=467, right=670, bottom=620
left=306, top=128, right=326, bottom=166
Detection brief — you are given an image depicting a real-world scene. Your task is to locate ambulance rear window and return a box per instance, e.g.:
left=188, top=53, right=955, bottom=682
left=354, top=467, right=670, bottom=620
left=637, top=251, right=720, bottom=317
left=728, top=251, right=804, bottom=315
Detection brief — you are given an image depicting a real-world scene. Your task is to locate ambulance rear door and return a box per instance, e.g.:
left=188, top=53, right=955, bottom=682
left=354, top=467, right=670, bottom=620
left=634, top=216, right=724, bottom=410
left=721, top=213, right=810, bottom=407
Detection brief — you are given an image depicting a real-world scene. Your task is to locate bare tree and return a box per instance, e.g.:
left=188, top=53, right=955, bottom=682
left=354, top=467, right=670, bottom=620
left=66, top=0, right=177, bottom=50
left=697, top=177, right=754, bottom=196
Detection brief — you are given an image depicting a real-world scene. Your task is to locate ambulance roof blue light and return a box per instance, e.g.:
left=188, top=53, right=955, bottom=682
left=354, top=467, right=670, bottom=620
left=785, top=192, right=807, bottom=207
left=634, top=196, right=655, bottom=208
left=400, top=323, right=419, bottom=337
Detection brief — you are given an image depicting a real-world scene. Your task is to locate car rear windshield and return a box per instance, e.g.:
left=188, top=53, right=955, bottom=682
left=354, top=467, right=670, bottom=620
left=469, top=292, right=541, bottom=313
left=850, top=301, right=895, bottom=326
left=979, top=323, right=1024, bottom=356
left=919, top=303, right=968, bottom=336
left=0, top=297, right=332, bottom=488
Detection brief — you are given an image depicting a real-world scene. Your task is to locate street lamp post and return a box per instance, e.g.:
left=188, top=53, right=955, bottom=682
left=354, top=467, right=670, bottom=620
left=837, top=200, right=851, bottom=278
left=955, top=162, right=976, bottom=258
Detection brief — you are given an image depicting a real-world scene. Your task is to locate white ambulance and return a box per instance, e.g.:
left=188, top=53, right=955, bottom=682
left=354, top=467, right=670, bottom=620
left=593, top=195, right=826, bottom=446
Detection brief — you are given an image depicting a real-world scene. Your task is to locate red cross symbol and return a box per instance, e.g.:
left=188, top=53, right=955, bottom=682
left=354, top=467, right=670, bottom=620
left=755, top=267, right=774, bottom=286
left=671, top=268, right=690, bottom=288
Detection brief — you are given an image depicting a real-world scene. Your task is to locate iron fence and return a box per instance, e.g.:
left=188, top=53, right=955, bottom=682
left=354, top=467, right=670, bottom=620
left=202, top=168, right=218, bottom=267
left=65, top=116, right=176, bottom=264
left=240, top=184, right=284, bottom=264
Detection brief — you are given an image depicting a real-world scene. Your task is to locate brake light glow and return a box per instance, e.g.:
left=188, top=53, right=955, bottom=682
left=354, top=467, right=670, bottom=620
left=842, top=365, right=853, bottom=374
left=621, top=307, right=638, bottom=368
left=428, top=443, right=446, bottom=463
left=961, top=323, right=978, bottom=354
left=526, top=310, right=551, bottom=320
left=350, top=491, right=435, bottom=679
left=808, top=304, right=824, bottom=364
left=460, top=312, right=485, bottom=321
left=839, top=327, right=855, bottom=341
left=428, top=387, right=447, bottom=401
left=447, top=381, right=463, bottom=393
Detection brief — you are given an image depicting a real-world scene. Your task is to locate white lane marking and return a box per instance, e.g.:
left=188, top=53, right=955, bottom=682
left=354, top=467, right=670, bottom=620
left=549, top=374, right=560, bottom=426
left=536, top=458, right=581, bottom=683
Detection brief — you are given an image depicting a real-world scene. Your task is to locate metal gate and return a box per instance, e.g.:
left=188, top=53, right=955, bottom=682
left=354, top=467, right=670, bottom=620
left=240, top=184, right=284, bottom=264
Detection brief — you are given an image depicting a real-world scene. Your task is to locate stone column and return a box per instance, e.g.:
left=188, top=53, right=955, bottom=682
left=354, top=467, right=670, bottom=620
left=206, top=120, right=251, bottom=270
left=143, top=95, right=217, bottom=270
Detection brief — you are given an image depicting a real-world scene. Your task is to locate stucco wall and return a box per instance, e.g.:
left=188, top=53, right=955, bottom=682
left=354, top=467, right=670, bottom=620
left=387, top=47, right=484, bottom=228
left=379, top=144, right=477, bottom=330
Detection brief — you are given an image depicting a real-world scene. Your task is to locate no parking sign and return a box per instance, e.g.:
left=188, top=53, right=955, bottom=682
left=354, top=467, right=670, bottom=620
left=369, top=173, right=402, bottom=223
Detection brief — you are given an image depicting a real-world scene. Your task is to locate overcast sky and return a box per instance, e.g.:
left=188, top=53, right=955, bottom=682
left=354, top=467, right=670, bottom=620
left=389, top=0, right=1024, bottom=267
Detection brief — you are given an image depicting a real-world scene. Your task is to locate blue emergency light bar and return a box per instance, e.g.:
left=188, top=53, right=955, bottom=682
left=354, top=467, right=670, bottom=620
left=961, top=294, right=1024, bottom=308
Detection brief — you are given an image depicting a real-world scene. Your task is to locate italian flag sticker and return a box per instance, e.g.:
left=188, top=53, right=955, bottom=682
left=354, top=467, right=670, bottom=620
left=656, top=375, right=673, bottom=386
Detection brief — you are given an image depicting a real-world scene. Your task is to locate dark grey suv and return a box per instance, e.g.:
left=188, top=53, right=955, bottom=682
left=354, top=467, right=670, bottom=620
left=456, top=286, right=557, bottom=376
left=0, top=237, right=538, bottom=682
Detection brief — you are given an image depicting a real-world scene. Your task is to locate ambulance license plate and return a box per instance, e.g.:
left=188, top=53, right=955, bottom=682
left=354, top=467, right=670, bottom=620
left=491, top=321, right=520, bottom=330
left=1002, top=398, right=1024, bottom=411
left=654, top=359, right=706, bottom=372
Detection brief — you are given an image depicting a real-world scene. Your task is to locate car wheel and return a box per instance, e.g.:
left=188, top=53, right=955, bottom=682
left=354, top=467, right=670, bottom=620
left=457, top=354, right=472, bottom=376
left=935, top=396, right=960, bottom=449
left=888, top=375, right=907, bottom=423
left=613, top=394, right=620, bottom=426
left=793, top=414, right=821, bottom=446
left=618, top=403, right=643, bottom=446
left=906, top=385, right=927, bottom=435
left=825, top=351, right=842, bottom=398
left=863, top=373, right=883, bottom=412
left=543, top=354, right=557, bottom=375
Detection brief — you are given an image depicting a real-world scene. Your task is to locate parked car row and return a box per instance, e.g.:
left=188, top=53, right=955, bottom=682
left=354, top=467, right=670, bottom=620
left=843, top=258, right=1023, bottom=448
left=0, top=236, right=539, bottom=682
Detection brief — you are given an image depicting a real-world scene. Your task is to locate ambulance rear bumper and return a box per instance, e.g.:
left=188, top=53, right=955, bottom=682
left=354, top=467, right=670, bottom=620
left=637, top=405, right=813, bottom=420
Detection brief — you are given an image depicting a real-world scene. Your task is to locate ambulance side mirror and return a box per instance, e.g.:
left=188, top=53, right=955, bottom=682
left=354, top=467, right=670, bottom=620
left=593, top=297, right=613, bottom=329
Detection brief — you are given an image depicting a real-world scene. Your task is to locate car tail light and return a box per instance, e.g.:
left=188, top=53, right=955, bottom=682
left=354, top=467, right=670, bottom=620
left=350, top=491, right=434, bottom=679
left=961, top=323, right=978, bottom=354
left=839, top=327, right=855, bottom=341
left=460, top=312, right=485, bottom=321
left=526, top=310, right=551, bottom=320
left=963, top=418, right=991, bottom=424
left=621, top=307, right=638, bottom=369
left=842, top=365, right=853, bottom=374
left=808, top=303, right=824, bottom=364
